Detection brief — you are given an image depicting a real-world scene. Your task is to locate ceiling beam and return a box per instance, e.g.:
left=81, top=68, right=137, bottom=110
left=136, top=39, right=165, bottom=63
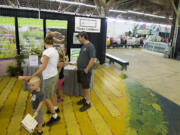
left=169, top=0, right=178, bottom=16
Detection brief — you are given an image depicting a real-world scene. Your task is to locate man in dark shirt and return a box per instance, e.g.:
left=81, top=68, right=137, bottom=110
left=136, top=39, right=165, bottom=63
left=76, top=32, right=96, bottom=112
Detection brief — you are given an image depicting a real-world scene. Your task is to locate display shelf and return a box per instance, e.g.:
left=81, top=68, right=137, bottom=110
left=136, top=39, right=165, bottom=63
left=144, top=41, right=168, bottom=53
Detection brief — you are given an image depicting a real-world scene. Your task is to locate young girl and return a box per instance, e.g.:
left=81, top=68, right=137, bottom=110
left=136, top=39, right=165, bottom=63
left=57, top=45, right=69, bottom=102
left=57, top=53, right=65, bottom=102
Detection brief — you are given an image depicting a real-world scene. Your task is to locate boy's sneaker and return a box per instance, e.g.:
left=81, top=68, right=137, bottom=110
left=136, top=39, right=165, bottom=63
left=77, top=98, right=86, bottom=105
left=37, top=131, right=43, bottom=135
left=32, top=131, right=43, bottom=135
left=42, top=122, right=45, bottom=127
left=46, top=116, right=60, bottom=126
left=46, top=108, right=60, bottom=114
left=79, top=103, right=91, bottom=112
left=55, top=108, right=60, bottom=113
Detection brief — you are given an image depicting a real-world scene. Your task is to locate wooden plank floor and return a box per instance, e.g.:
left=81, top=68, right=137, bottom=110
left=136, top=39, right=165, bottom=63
left=0, top=65, right=128, bottom=135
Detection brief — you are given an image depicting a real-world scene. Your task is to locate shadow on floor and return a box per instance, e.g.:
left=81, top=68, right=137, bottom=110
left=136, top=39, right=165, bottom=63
left=153, top=91, right=180, bottom=135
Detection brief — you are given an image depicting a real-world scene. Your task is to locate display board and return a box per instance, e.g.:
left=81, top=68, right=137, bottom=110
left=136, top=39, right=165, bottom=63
left=18, top=18, right=44, bottom=55
left=0, top=16, right=16, bottom=58
left=46, top=20, right=68, bottom=51
left=70, top=48, right=80, bottom=63
left=73, top=33, right=80, bottom=44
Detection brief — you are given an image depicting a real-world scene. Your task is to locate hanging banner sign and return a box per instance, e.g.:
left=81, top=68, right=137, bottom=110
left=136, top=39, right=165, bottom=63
left=46, top=20, right=68, bottom=51
left=0, top=16, right=17, bottom=58
left=18, top=18, right=44, bottom=55
left=75, top=17, right=101, bottom=33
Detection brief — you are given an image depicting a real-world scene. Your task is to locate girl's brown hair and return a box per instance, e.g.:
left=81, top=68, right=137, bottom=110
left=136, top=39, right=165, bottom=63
left=45, top=32, right=54, bottom=44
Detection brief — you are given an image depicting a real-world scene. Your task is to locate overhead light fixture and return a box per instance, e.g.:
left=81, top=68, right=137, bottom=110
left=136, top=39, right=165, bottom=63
left=109, top=9, right=170, bottom=19
left=128, top=10, right=144, bottom=15
left=49, top=0, right=96, bottom=8
left=144, top=13, right=166, bottom=19
left=127, top=10, right=166, bottom=19
left=109, top=9, right=127, bottom=13
left=64, top=11, right=75, bottom=15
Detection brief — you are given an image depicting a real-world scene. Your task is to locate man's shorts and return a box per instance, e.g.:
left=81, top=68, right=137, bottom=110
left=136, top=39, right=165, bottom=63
left=77, top=70, right=92, bottom=89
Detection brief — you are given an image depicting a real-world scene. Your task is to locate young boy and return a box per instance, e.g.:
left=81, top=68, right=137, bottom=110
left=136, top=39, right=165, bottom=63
left=19, top=76, right=44, bottom=135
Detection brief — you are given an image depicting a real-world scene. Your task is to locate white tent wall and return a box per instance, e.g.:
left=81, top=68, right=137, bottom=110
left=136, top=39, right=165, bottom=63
left=107, top=20, right=134, bottom=43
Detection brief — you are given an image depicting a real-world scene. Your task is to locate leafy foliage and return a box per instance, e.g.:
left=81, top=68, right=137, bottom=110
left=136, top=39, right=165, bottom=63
left=6, top=52, right=26, bottom=76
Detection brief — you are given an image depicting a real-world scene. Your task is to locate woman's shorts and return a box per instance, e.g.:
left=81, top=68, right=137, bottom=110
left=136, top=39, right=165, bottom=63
left=57, top=78, right=64, bottom=90
left=42, top=74, right=58, bottom=98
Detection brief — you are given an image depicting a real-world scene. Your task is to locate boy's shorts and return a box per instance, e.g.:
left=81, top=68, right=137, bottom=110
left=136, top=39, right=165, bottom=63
left=77, top=70, right=92, bottom=89
left=32, top=106, right=43, bottom=124
left=42, top=74, right=58, bottom=98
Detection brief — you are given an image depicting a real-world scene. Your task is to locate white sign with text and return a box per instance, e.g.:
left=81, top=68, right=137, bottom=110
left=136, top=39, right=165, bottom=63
left=29, top=55, right=38, bottom=66
left=75, top=17, right=101, bottom=33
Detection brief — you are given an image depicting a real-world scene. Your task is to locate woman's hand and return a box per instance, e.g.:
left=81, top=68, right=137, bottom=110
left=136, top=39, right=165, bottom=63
left=24, top=76, right=32, bottom=82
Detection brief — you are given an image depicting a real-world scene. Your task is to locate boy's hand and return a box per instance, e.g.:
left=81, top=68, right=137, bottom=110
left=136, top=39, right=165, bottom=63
left=33, top=111, right=38, bottom=118
left=84, top=68, right=88, bottom=74
left=18, top=76, right=32, bottom=82
left=18, top=76, right=24, bottom=80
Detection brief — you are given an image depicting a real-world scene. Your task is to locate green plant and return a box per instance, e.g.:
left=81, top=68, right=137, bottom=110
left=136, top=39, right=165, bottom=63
left=7, top=53, right=26, bottom=76
left=29, top=48, right=42, bottom=58
left=6, top=63, right=17, bottom=76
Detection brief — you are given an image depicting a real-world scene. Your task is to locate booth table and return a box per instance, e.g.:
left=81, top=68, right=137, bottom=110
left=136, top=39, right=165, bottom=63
left=23, top=65, right=43, bottom=91
left=23, top=65, right=93, bottom=97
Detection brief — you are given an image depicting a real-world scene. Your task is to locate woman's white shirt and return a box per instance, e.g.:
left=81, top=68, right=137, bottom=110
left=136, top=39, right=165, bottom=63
left=41, top=47, right=59, bottom=80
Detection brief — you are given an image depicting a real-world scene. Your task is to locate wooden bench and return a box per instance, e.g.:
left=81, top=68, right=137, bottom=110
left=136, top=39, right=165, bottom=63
left=106, top=53, right=129, bottom=71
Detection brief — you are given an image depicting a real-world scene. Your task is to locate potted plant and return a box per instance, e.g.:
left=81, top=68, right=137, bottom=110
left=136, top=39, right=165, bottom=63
left=7, top=52, right=26, bottom=76
left=29, top=48, right=42, bottom=64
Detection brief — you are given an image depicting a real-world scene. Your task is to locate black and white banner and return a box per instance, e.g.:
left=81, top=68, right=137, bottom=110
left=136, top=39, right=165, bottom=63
left=75, top=17, right=101, bottom=33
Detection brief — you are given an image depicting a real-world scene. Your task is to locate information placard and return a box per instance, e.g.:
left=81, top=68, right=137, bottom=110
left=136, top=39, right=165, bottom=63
left=29, top=55, right=38, bottom=66
left=75, top=17, right=101, bottom=33
left=70, top=48, right=80, bottom=63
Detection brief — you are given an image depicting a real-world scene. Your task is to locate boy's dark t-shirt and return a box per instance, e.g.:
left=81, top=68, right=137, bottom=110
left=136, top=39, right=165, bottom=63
left=31, top=90, right=44, bottom=110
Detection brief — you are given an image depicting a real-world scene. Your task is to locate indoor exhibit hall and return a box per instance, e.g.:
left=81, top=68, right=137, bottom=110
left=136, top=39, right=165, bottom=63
left=0, top=0, right=180, bottom=135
